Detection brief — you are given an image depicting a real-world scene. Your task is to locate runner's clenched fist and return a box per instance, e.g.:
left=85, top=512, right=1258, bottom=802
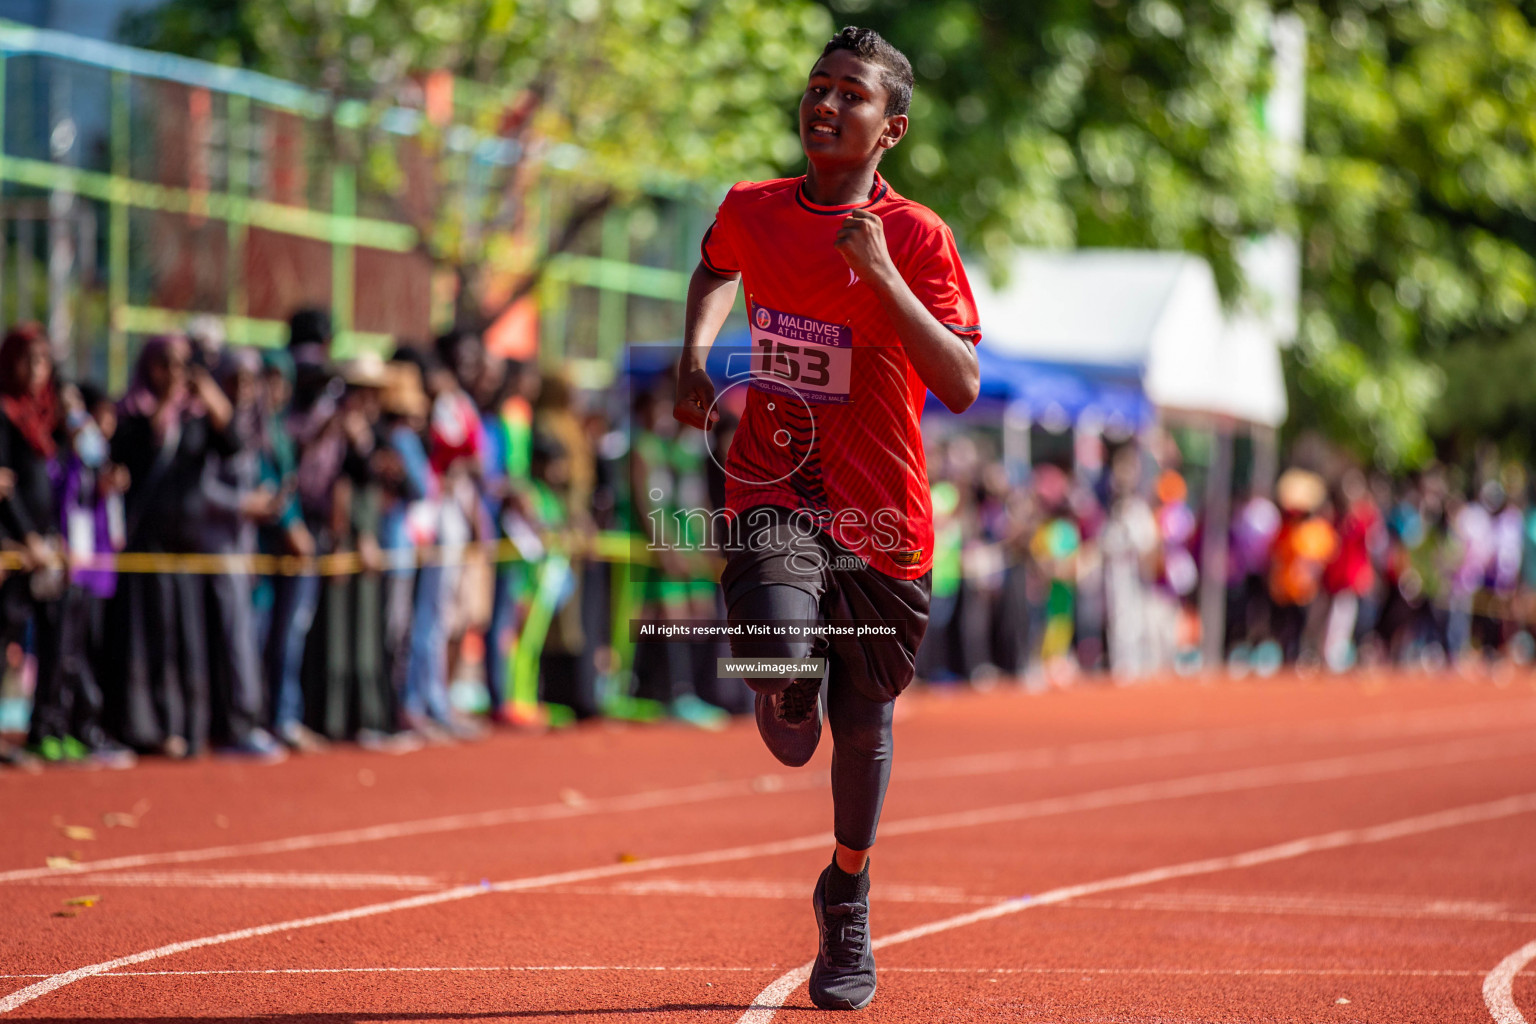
left=834, top=209, right=895, bottom=284
left=673, top=364, right=719, bottom=429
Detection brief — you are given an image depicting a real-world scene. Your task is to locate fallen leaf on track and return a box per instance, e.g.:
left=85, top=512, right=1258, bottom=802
left=616, top=852, right=639, bottom=863
left=101, top=812, right=140, bottom=828
left=60, top=825, right=95, bottom=841
left=45, top=856, right=78, bottom=870
left=52, top=910, right=77, bottom=918
left=559, top=788, right=586, bottom=807
left=63, top=896, right=100, bottom=907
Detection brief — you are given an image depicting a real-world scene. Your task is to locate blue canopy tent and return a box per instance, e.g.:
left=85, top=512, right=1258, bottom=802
left=935, top=345, right=1155, bottom=434
left=628, top=325, right=1158, bottom=440
left=623, top=328, right=753, bottom=384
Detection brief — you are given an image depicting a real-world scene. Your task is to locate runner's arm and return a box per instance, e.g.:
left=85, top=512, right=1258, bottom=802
left=836, top=209, right=980, bottom=414
left=674, top=261, right=740, bottom=430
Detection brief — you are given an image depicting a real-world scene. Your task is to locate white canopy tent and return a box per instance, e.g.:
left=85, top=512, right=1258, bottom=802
left=967, top=249, right=1288, bottom=428
left=967, top=248, right=1293, bottom=674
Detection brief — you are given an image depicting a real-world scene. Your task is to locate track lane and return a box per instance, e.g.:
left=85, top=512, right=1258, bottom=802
left=6, top=730, right=1533, bottom=979
left=6, top=685, right=1533, bottom=883
left=741, top=792, right=1536, bottom=1022
left=6, top=731, right=1536, bottom=1017
left=12, top=786, right=1535, bottom=1022
left=5, top=680, right=1536, bottom=1022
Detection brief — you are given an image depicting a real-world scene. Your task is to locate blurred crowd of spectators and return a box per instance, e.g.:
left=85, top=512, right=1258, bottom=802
left=919, top=431, right=1536, bottom=686
left=0, top=310, right=748, bottom=771
left=4, top=311, right=1533, bottom=772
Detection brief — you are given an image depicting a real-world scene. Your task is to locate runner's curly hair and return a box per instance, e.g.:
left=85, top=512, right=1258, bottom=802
left=819, top=26, right=913, bottom=117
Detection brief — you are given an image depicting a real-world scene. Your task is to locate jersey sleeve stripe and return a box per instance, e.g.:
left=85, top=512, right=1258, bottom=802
left=699, top=223, right=738, bottom=276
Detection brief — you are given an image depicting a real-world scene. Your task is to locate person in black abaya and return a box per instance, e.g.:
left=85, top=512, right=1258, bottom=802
left=0, top=326, right=70, bottom=758
left=107, top=335, right=237, bottom=758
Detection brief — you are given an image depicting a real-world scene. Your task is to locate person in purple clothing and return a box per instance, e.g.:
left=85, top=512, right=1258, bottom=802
left=61, top=385, right=127, bottom=600
left=51, top=382, right=135, bottom=767
left=2, top=324, right=133, bottom=767
left=1226, top=484, right=1281, bottom=664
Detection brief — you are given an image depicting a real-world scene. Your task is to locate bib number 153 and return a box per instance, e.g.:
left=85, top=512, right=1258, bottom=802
left=756, top=337, right=831, bottom=387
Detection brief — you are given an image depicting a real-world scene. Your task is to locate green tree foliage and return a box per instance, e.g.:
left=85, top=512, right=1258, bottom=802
left=121, top=0, right=833, bottom=328
left=1430, top=326, right=1536, bottom=459
left=119, top=0, right=259, bottom=68
left=123, top=0, right=1536, bottom=462
left=1288, top=0, right=1536, bottom=467
left=819, top=1, right=1281, bottom=299
left=828, top=0, right=1536, bottom=468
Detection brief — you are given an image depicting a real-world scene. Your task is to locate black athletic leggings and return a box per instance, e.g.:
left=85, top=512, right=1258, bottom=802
left=728, top=582, right=893, bottom=851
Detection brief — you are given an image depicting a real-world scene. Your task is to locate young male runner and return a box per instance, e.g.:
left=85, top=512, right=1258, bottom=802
left=673, top=26, right=981, bottom=1011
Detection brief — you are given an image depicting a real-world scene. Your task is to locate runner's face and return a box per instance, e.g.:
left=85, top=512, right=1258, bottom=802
left=799, top=51, right=904, bottom=167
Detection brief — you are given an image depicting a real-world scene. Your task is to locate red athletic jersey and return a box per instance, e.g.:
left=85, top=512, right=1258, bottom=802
left=702, top=173, right=981, bottom=580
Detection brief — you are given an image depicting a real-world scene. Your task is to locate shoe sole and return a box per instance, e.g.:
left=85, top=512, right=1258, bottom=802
left=753, top=692, right=821, bottom=768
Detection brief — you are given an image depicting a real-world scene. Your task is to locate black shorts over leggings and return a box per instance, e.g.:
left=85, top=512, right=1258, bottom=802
left=721, top=505, right=931, bottom=849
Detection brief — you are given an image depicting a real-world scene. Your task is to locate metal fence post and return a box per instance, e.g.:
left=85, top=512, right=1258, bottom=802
left=331, top=162, right=354, bottom=347
left=227, top=91, right=248, bottom=340
left=47, top=61, right=74, bottom=369
left=108, top=69, right=128, bottom=391
left=0, top=53, right=7, bottom=325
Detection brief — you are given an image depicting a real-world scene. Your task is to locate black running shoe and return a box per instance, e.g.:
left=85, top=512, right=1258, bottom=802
left=809, top=863, right=876, bottom=1010
left=753, top=676, right=822, bottom=767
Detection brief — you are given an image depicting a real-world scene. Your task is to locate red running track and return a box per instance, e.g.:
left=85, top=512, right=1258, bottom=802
left=3, top=672, right=1536, bottom=1022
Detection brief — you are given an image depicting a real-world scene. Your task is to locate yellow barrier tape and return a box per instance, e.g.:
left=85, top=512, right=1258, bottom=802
left=0, top=533, right=674, bottom=577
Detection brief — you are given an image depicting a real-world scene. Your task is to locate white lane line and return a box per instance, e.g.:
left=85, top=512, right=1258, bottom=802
left=6, top=698, right=1530, bottom=886
left=539, top=882, right=1536, bottom=921
left=0, top=966, right=1500, bottom=981
left=1485, top=940, right=1536, bottom=1024
left=1068, top=892, right=1536, bottom=924
left=880, top=967, right=1496, bottom=977
left=739, top=792, right=1536, bottom=1023
left=898, top=700, right=1536, bottom=784
left=876, top=735, right=1530, bottom=841
left=546, top=879, right=987, bottom=904
left=109, top=966, right=769, bottom=976
left=2, top=735, right=1529, bottom=1016
left=15, top=870, right=446, bottom=891
left=0, top=777, right=771, bottom=885
left=0, top=884, right=493, bottom=1013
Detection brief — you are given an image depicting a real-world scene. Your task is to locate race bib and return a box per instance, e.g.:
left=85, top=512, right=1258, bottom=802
left=749, top=303, right=852, bottom=405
